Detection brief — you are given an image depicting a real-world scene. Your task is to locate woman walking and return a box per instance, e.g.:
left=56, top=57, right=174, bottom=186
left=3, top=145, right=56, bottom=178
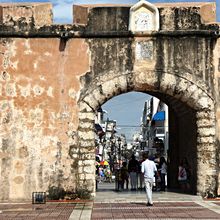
left=158, top=157, right=167, bottom=191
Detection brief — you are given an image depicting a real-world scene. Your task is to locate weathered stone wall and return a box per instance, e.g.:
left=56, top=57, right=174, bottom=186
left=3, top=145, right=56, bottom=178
left=133, top=34, right=217, bottom=197
left=0, top=3, right=52, bottom=28
left=77, top=2, right=219, bottom=198
left=0, top=2, right=219, bottom=200
left=214, top=36, right=220, bottom=195
left=0, top=38, right=90, bottom=200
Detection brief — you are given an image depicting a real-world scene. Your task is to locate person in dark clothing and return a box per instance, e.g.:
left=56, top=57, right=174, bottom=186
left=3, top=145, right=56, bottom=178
left=120, top=162, right=129, bottom=190
left=178, top=157, right=191, bottom=193
left=128, top=154, right=139, bottom=190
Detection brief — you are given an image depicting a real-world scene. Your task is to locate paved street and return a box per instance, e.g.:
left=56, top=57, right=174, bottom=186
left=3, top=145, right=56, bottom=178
left=91, top=182, right=220, bottom=219
left=91, top=201, right=220, bottom=219
left=0, top=202, right=76, bottom=219
left=0, top=183, right=220, bottom=219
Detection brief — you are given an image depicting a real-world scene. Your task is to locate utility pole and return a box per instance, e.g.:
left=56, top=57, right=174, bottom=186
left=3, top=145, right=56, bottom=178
left=118, top=137, right=122, bottom=166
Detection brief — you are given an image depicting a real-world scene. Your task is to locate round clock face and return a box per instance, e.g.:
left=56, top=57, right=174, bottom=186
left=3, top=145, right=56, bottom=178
left=134, top=12, right=153, bottom=31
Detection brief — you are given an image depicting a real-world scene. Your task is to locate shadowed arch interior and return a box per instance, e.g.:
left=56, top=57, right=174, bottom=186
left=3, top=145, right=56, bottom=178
left=149, top=91, right=197, bottom=194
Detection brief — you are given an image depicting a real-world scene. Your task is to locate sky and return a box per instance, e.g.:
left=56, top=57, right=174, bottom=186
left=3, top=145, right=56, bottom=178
left=102, top=92, right=151, bottom=142
left=0, top=0, right=219, bottom=23
left=1, top=0, right=219, bottom=141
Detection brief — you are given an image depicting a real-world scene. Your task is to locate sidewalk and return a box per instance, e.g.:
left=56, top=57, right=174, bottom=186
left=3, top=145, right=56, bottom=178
left=0, top=185, right=220, bottom=219
left=70, top=182, right=220, bottom=219
left=90, top=182, right=220, bottom=220
left=91, top=190, right=220, bottom=220
left=0, top=202, right=78, bottom=219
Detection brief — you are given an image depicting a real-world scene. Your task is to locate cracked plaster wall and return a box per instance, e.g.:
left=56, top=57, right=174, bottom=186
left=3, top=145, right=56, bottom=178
left=214, top=37, right=220, bottom=195
left=0, top=38, right=90, bottom=201
left=0, top=3, right=52, bottom=28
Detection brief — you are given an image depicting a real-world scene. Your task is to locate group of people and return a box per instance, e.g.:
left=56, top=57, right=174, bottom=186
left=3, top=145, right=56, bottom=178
left=118, top=154, right=143, bottom=191
left=119, top=154, right=167, bottom=192
left=119, top=153, right=191, bottom=206
left=97, top=152, right=191, bottom=206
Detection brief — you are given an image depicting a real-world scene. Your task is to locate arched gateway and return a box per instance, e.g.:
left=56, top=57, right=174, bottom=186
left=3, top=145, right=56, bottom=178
left=79, top=70, right=216, bottom=198
left=0, top=1, right=219, bottom=201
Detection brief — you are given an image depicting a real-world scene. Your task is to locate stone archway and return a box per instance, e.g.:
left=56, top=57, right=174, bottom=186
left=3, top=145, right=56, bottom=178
left=0, top=1, right=219, bottom=202
left=78, top=70, right=217, bottom=198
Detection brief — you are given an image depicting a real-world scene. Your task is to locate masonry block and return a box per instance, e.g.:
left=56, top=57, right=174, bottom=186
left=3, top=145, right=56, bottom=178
left=73, top=4, right=130, bottom=31
left=159, top=2, right=216, bottom=30
left=0, top=3, right=53, bottom=27
left=73, top=2, right=216, bottom=31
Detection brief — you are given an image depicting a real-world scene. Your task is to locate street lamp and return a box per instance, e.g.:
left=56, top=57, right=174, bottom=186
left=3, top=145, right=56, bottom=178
left=117, top=137, right=122, bottom=166
left=146, top=116, right=151, bottom=149
left=109, top=136, right=116, bottom=172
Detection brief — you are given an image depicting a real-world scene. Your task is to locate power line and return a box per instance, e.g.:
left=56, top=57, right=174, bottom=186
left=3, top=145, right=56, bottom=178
left=103, top=96, right=151, bottom=109
left=117, top=125, right=141, bottom=127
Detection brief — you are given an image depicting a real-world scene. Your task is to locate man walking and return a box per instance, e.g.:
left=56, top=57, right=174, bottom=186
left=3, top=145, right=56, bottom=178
left=141, top=152, right=157, bottom=206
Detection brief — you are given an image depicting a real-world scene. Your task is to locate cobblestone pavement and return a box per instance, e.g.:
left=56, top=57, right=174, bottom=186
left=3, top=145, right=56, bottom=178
left=91, top=201, right=220, bottom=219
left=0, top=202, right=79, bottom=219
left=1, top=182, right=220, bottom=220
left=1, top=200, right=220, bottom=220
left=91, top=183, right=220, bottom=220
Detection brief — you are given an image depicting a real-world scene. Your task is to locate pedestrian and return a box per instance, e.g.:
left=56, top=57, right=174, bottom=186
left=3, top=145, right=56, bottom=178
left=120, top=162, right=129, bottom=190
left=138, top=158, right=144, bottom=190
left=178, top=157, right=191, bottom=193
left=99, top=167, right=105, bottom=182
left=141, top=151, right=157, bottom=206
left=153, top=153, right=161, bottom=191
left=104, top=167, right=112, bottom=182
left=158, top=156, right=167, bottom=191
left=128, top=154, right=139, bottom=190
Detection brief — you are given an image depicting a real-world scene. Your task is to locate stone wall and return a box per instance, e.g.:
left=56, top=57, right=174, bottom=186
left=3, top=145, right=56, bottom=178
left=0, top=38, right=90, bottom=200
left=0, top=3, right=52, bottom=28
left=214, top=36, right=220, bottom=195
left=0, top=2, right=219, bottom=200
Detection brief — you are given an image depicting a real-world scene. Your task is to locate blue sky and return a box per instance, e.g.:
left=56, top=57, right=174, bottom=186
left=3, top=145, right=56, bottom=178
left=0, top=0, right=219, bottom=23
left=102, top=92, right=151, bottom=141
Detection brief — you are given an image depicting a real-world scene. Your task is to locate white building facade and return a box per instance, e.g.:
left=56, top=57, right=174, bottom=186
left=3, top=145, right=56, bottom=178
left=141, top=97, right=169, bottom=156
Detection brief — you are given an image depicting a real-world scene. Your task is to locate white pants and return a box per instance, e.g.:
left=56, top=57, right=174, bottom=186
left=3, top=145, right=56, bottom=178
left=144, top=177, right=154, bottom=204
left=130, top=172, right=137, bottom=189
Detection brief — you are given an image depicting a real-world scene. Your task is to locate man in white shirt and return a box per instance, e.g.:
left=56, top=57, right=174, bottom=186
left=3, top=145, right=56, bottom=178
left=141, top=152, right=157, bottom=206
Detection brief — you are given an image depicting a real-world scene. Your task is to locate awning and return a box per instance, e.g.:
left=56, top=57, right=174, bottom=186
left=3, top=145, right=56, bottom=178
left=152, top=111, right=165, bottom=121
left=95, top=123, right=105, bottom=138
